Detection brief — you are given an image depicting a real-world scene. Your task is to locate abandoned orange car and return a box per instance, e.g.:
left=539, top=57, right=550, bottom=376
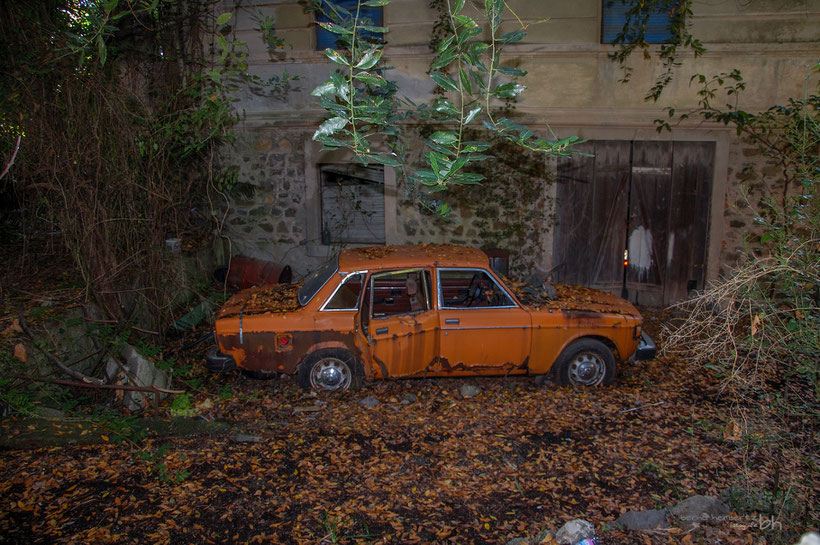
left=206, top=245, right=656, bottom=390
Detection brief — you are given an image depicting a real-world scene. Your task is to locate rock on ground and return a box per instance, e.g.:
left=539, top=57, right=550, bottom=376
left=671, top=495, right=730, bottom=528
left=105, top=345, right=171, bottom=411
left=359, top=395, right=379, bottom=407
left=555, top=519, right=595, bottom=544
left=616, top=509, right=670, bottom=530
left=459, top=384, right=481, bottom=398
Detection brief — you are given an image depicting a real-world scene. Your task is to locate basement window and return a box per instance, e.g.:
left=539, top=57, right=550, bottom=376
left=320, top=163, right=385, bottom=245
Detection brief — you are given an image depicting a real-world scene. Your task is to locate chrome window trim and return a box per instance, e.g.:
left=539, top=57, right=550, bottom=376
left=436, top=267, right=519, bottom=310
left=320, top=270, right=368, bottom=311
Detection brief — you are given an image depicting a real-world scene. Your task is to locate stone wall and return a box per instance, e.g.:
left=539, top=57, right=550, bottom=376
left=219, top=128, right=309, bottom=269
left=219, top=123, right=557, bottom=279
left=719, top=132, right=801, bottom=277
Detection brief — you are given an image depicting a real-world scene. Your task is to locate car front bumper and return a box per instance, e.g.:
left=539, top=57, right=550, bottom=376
left=632, top=332, right=657, bottom=361
left=205, top=346, right=237, bottom=372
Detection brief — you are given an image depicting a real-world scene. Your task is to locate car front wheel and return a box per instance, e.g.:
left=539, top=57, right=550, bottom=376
left=554, top=339, right=616, bottom=387
left=297, top=349, right=363, bottom=392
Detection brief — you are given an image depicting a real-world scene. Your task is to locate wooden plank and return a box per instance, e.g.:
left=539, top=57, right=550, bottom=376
left=664, top=142, right=714, bottom=303
left=553, top=141, right=595, bottom=284
left=627, top=141, right=672, bottom=289
left=589, top=141, right=630, bottom=287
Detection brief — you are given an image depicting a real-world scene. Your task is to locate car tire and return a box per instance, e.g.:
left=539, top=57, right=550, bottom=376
left=297, top=348, right=363, bottom=392
left=554, top=338, right=616, bottom=387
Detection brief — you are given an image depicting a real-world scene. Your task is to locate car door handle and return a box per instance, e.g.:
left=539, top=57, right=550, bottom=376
left=445, top=318, right=459, bottom=325
left=375, top=327, right=388, bottom=335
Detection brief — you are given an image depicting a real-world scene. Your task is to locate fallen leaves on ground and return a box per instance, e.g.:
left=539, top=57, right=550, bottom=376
left=0, top=352, right=758, bottom=545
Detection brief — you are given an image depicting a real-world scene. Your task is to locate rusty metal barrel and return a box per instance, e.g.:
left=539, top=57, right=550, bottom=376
left=221, top=256, right=293, bottom=289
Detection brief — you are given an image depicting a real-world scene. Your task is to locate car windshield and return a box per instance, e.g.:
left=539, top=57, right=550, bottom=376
left=298, top=258, right=338, bottom=306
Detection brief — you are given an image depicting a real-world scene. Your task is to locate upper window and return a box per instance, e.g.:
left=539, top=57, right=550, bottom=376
left=601, top=0, right=678, bottom=44
left=320, top=163, right=385, bottom=245
left=438, top=269, right=515, bottom=309
left=315, top=0, right=384, bottom=50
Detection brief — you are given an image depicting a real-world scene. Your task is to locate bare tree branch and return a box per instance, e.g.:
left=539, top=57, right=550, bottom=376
left=17, top=307, right=104, bottom=385
left=0, top=134, right=21, bottom=181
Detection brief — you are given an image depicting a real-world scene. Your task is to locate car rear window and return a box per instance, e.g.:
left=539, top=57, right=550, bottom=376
left=298, top=258, right=338, bottom=306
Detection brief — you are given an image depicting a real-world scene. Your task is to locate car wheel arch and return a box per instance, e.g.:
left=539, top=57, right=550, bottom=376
left=296, top=347, right=364, bottom=392
left=551, top=337, right=618, bottom=387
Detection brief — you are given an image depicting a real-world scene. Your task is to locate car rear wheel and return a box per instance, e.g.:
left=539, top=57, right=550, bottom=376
left=554, top=339, right=616, bottom=387
left=297, top=349, right=363, bottom=392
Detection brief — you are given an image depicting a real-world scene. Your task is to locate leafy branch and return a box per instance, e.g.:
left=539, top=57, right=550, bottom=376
left=309, top=0, right=583, bottom=217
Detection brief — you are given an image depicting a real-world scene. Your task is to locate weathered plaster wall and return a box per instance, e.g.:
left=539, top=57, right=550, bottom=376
left=218, top=0, right=819, bottom=285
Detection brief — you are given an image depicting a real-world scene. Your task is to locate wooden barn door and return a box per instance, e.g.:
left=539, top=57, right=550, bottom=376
left=553, top=140, right=713, bottom=306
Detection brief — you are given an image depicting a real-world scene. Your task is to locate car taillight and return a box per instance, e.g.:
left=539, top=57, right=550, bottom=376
left=276, top=334, right=292, bottom=349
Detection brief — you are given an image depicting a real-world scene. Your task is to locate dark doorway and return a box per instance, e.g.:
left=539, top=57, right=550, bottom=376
left=552, top=140, right=713, bottom=306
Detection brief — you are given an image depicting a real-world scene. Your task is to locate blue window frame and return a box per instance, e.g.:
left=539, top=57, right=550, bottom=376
left=601, top=0, right=678, bottom=44
left=316, top=0, right=384, bottom=50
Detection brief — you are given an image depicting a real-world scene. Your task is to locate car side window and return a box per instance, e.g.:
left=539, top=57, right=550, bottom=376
left=370, top=269, right=430, bottom=318
left=438, top=268, right=515, bottom=308
left=323, top=272, right=365, bottom=310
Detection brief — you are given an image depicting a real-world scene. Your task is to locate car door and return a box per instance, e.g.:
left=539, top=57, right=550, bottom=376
left=435, top=267, right=531, bottom=375
left=359, top=268, right=439, bottom=378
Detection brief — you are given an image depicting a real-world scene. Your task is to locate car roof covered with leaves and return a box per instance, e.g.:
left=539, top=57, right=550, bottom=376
left=337, top=244, right=489, bottom=272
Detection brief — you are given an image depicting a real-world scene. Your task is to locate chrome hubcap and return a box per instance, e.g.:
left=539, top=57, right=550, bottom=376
left=310, top=357, right=351, bottom=391
left=567, top=351, right=606, bottom=386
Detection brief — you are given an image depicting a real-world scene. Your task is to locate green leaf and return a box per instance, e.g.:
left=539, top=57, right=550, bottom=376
left=316, top=136, right=351, bottom=150
left=97, top=35, right=107, bottom=66
left=464, top=106, right=482, bottom=124
left=453, top=0, right=466, bottom=14
left=431, top=50, right=458, bottom=70
left=364, top=153, right=402, bottom=167
left=437, top=35, right=456, bottom=54
left=497, top=66, right=527, bottom=77
left=318, top=22, right=353, bottom=35
left=413, top=169, right=438, bottom=183
left=432, top=99, right=459, bottom=116
left=311, top=81, right=336, bottom=97
left=361, top=0, right=390, bottom=5
left=459, top=25, right=483, bottom=41
left=355, top=48, right=382, bottom=70
left=459, top=67, right=472, bottom=94
left=493, top=82, right=526, bottom=98
left=313, top=117, right=348, bottom=139
left=497, top=29, right=525, bottom=43
left=430, top=71, right=459, bottom=92
left=324, top=48, right=350, bottom=66
left=453, top=14, right=475, bottom=27
left=452, top=172, right=484, bottom=184
left=429, top=131, right=459, bottom=146
left=461, top=141, right=490, bottom=152
left=353, top=72, right=387, bottom=86
left=426, top=152, right=443, bottom=177
left=216, top=12, right=232, bottom=26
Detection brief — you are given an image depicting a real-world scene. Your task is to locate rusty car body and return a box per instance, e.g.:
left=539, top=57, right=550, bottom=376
left=206, top=244, right=656, bottom=390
